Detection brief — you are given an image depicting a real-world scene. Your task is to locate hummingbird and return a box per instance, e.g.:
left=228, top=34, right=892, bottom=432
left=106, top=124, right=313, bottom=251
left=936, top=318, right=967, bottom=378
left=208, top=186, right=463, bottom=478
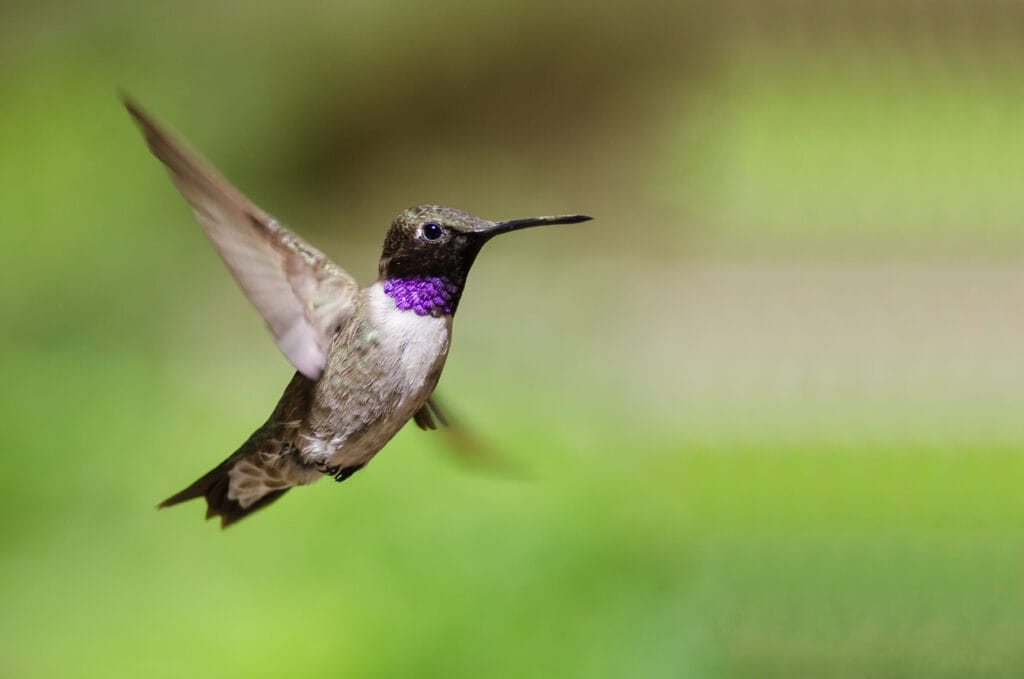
left=125, top=99, right=591, bottom=526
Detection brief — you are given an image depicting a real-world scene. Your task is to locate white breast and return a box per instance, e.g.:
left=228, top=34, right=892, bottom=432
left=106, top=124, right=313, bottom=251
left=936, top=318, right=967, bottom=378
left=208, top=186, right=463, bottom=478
left=365, top=283, right=451, bottom=408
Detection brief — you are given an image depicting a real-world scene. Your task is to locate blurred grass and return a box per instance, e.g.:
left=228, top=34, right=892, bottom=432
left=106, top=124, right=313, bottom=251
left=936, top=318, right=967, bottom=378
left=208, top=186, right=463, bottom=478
left=2, top=1, right=1024, bottom=677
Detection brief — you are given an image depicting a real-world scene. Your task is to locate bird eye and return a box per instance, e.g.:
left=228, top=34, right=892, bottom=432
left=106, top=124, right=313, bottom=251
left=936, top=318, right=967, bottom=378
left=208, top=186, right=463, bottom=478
left=421, top=222, right=445, bottom=241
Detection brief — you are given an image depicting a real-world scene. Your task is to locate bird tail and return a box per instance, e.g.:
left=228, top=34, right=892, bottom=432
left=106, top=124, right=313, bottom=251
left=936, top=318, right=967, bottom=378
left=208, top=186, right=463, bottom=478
left=158, top=428, right=313, bottom=527
left=157, top=460, right=287, bottom=528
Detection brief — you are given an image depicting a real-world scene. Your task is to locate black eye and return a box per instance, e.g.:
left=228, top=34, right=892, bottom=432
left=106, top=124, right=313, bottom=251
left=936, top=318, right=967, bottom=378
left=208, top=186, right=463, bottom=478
left=421, top=222, right=445, bottom=241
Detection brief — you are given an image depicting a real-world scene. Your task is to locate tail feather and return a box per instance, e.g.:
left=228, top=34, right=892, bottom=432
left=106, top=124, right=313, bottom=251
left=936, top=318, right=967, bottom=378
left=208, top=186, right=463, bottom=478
left=158, top=458, right=292, bottom=528
left=162, top=373, right=320, bottom=527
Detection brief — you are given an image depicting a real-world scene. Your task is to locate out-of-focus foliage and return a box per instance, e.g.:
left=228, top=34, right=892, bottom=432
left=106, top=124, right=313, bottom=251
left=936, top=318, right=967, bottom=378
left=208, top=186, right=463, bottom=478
left=2, top=2, right=1022, bottom=677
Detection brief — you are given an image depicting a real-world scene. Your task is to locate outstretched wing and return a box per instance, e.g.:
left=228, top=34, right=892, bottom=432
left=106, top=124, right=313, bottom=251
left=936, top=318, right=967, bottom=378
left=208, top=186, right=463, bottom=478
left=125, top=97, right=358, bottom=380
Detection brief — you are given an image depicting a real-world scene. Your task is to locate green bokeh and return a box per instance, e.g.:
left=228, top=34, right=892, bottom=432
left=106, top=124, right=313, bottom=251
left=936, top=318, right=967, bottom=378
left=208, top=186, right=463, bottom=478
left=3, top=2, right=1023, bottom=677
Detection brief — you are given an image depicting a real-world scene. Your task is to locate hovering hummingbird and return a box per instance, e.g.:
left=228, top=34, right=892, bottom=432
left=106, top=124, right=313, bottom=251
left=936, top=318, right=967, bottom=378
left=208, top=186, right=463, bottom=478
left=124, top=99, right=591, bottom=526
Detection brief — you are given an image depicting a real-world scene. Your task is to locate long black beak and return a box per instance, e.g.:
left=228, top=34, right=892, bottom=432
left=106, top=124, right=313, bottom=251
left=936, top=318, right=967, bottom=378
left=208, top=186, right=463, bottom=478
left=480, top=214, right=592, bottom=237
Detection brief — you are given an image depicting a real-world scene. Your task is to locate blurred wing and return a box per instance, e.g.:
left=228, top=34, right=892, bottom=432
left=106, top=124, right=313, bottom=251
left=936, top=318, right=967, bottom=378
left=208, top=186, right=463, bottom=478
left=413, top=396, right=527, bottom=477
left=412, top=397, right=449, bottom=430
left=125, top=98, right=357, bottom=379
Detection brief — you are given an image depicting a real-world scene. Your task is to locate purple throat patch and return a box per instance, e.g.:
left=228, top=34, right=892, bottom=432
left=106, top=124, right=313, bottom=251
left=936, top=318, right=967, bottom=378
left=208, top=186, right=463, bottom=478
left=383, top=276, right=462, bottom=316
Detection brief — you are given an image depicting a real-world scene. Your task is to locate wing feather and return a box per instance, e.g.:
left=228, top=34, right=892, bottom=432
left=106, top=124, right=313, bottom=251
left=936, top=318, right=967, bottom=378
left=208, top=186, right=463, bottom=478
left=125, top=98, right=357, bottom=379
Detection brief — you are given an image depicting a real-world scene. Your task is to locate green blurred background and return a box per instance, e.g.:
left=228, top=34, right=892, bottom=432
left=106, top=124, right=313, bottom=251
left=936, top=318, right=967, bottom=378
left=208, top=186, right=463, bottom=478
left=2, top=1, right=1023, bottom=676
